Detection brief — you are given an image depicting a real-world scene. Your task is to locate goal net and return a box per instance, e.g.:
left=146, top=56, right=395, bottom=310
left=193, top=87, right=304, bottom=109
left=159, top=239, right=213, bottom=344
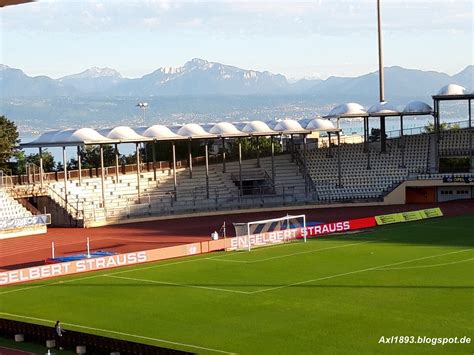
left=230, top=214, right=306, bottom=251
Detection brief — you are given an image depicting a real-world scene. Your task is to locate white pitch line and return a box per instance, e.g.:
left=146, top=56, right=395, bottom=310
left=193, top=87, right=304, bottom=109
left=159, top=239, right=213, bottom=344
left=249, top=240, right=380, bottom=263
left=376, top=257, right=474, bottom=270
left=206, top=239, right=381, bottom=264
left=250, top=249, right=473, bottom=294
left=0, top=312, right=234, bottom=354
left=205, top=258, right=248, bottom=263
left=0, top=273, right=108, bottom=296
left=0, top=257, right=208, bottom=296
left=105, top=274, right=251, bottom=295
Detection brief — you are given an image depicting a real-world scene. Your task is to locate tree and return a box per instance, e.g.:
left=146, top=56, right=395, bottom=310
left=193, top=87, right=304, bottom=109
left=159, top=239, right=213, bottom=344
left=0, top=115, right=20, bottom=173
left=68, top=145, right=117, bottom=169
left=24, top=150, right=56, bottom=173
left=229, top=137, right=281, bottom=159
left=424, top=122, right=449, bottom=133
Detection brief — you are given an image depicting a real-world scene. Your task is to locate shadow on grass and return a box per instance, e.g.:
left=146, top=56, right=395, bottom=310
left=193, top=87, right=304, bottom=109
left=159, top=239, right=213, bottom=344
left=307, top=215, right=474, bottom=248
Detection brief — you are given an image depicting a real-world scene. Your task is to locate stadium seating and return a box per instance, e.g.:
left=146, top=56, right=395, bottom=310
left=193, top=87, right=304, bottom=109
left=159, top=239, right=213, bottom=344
left=0, top=189, right=33, bottom=220
left=306, top=133, right=430, bottom=202
left=438, top=129, right=471, bottom=156
left=41, top=128, right=472, bottom=224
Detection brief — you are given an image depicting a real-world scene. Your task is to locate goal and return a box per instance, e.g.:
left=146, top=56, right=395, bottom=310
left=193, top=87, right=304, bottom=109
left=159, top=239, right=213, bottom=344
left=231, top=214, right=306, bottom=251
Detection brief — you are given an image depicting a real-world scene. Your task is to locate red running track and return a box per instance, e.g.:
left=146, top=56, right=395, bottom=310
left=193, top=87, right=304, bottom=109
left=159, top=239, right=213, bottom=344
left=1, top=200, right=473, bottom=272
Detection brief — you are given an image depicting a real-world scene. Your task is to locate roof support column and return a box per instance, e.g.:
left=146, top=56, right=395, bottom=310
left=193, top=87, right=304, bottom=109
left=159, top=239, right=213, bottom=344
left=77, top=146, right=82, bottom=186
left=205, top=142, right=209, bottom=199
left=172, top=141, right=177, bottom=200
left=271, top=136, right=276, bottom=193
left=363, top=116, right=368, bottom=153
left=377, top=0, right=385, bottom=102
left=380, top=116, right=386, bottom=153
left=39, top=147, right=44, bottom=189
left=366, top=117, right=371, bottom=170
left=337, top=132, right=342, bottom=188
left=434, top=99, right=439, bottom=173
left=188, top=138, right=193, bottom=179
left=290, top=134, right=294, bottom=162
left=327, top=132, right=332, bottom=157
left=303, top=134, right=308, bottom=197
left=399, top=115, right=406, bottom=169
left=114, top=144, right=119, bottom=183
left=152, top=141, right=157, bottom=181
left=136, top=143, right=141, bottom=203
left=469, top=99, right=473, bottom=172
left=221, top=137, right=226, bottom=173
left=100, top=144, right=106, bottom=208
left=62, top=146, right=68, bottom=206
left=143, top=143, right=149, bottom=172
left=238, top=140, right=243, bottom=197
left=256, top=136, right=260, bottom=168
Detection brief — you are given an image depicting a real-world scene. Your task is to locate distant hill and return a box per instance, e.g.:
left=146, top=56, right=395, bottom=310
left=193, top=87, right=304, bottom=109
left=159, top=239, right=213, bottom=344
left=108, top=58, right=289, bottom=96
left=0, top=64, right=77, bottom=97
left=308, top=66, right=461, bottom=102
left=0, top=60, right=472, bottom=101
left=451, top=65, right=473, bottom=89
left=59, top=67, right=124, bottom=94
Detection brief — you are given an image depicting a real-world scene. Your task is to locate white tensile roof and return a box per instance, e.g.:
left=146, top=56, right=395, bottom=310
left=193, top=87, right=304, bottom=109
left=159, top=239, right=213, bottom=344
left=141, top=125, right=181, bottom=140
left=368, top=101, right=399, bottom=115
left=21, top=119, right=341, bottom=148
left=24, top=128, right=112, bottom=147
left=305, top=118, right=336, bottom=131
left=403, top=101, right=433, bottom=115
left=437, top=84, right=468, bottom=96
left=273, top=120, right=306, bottom=133
left=177, top=123, right=215, bottom=138
left=99, top=126, right=147, bottom=141
left=242, top=121, right=274, bottom=135
left=209, top=122, right=243, bottom=137
left=327, top=103, right=367, bottom=118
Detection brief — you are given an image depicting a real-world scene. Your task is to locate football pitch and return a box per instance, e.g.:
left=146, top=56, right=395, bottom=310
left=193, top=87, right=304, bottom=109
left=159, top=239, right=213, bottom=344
left=1, top=214, right=473, bottom=354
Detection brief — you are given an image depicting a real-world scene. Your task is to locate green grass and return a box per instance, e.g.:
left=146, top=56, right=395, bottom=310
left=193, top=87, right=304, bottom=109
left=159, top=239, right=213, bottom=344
left=1, top=215, right=473, bottom=354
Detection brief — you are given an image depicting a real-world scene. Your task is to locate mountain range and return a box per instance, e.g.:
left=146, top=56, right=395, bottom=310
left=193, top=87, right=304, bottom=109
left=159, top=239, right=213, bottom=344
left=0, top=59, right=472, bottom=102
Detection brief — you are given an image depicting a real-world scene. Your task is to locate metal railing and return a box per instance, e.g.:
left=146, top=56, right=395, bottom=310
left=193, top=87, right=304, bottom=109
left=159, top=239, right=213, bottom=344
left=45, top=185, right=83, bottom=221
left=0, top=170, right=13, bottom=188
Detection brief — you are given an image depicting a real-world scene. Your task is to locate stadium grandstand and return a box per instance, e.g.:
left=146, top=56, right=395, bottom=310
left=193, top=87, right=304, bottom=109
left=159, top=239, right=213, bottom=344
left=0, top=84, right=471, bottom=230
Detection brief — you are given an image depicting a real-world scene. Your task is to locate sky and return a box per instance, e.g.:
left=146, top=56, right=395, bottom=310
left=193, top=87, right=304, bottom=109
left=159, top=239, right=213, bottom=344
left=1, top=0, right=472, bottom=80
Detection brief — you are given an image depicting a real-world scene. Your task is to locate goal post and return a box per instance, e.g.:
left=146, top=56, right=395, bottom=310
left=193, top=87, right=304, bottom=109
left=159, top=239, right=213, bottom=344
left=231, top=214, right=306, bottom=251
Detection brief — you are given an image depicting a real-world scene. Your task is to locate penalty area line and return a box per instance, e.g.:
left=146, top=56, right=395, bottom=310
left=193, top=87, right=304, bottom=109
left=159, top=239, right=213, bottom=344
left=250, top=248, right=473, bottom=294
left=206, top=239, right=382, bottom=264
left=0, top=312, right=235, bottom=354
left=105, top=275, right=251, bottom=295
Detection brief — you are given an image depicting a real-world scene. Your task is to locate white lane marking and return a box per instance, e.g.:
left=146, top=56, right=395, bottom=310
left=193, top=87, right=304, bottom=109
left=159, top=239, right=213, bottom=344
left=376, top=257, right=474, bottom=270
left=0, top=312, right=234, bottom=354
left=206, top=239, right=380, bottom=264
left=250, top=249, right=473, bottom=294
left=105, top=274, right=251, bottom=295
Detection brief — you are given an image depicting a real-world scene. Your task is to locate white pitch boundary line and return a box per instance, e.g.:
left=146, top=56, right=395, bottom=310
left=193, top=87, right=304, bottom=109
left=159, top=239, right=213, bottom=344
left=105, top=275, right=252, bottom=295
left=206, top=239, right=379, bottom=264
left=0, top=312, right=234, bottom=355
left=249, top=249, right=473, bottom=294
left=376, top=257, right=474, bottom=270
left=0, top=258, right=207, bottom=296
left=0, top=273, right=109, bottom=296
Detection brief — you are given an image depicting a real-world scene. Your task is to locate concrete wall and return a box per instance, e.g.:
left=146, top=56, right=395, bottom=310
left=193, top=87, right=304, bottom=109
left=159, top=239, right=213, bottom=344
left=384, top=179, right=474, bottom=205
left=35, top=196, right=82, bottom=227
left=437, top=186, right=473, bottom=202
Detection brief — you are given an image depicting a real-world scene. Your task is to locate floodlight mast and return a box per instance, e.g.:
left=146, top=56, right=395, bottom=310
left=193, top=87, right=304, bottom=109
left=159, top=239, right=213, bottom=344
left=136, top=102, right=148, bottom=124
left=377, top=0, right=385, bottom=102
